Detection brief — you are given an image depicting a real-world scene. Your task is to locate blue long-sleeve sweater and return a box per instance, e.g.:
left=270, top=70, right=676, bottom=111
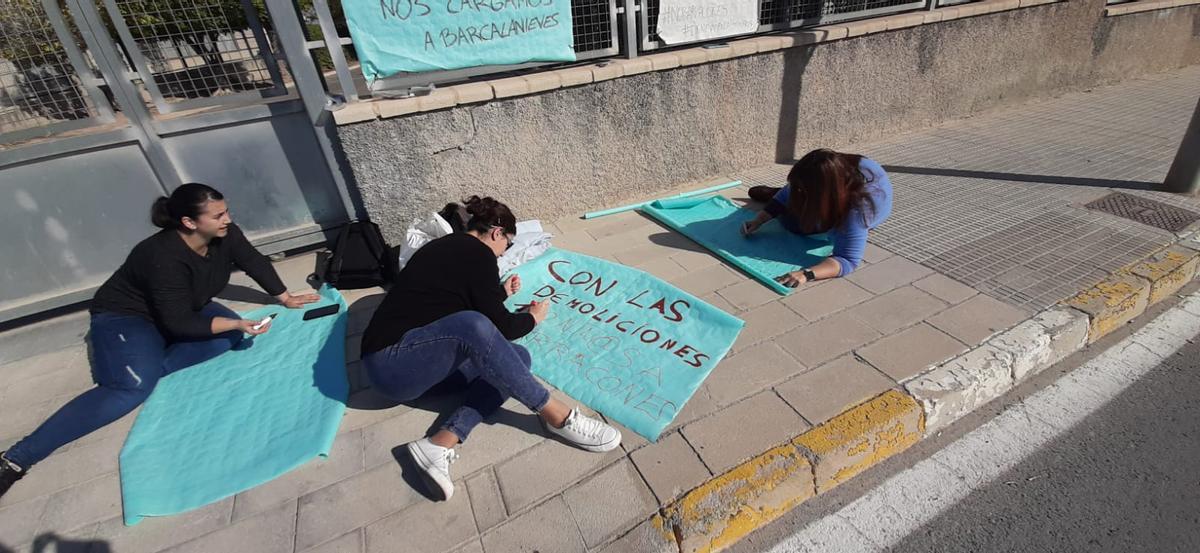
left=763, top=158, right=893, bottom=276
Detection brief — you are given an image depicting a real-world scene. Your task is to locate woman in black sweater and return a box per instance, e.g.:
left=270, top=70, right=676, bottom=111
left=0, top=183, right=317, bottom=499
left=361, top=196, right=620, bottom=501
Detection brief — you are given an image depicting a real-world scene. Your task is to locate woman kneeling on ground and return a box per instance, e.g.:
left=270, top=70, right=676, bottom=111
left=741, top=148, right=894, bottom=287
left=0, top=183, right=319, bottom=499
left=360, top=196, right=620, bottom=501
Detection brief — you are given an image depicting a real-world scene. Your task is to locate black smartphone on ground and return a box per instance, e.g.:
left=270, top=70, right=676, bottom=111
left=302, top=304, right=340, bottom=321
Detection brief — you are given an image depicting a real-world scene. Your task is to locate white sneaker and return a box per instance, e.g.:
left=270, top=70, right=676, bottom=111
left=543, top=408, right=622, bottom=452
left=406, top=438, right=459, bottom=500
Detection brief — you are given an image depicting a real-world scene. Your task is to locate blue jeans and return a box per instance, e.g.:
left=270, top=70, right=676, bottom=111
left=362, top=311, right=551, bottom=443
left=4, top=303, right=243, bottom=468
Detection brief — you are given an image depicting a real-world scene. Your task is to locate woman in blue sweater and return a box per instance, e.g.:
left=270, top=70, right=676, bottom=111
left=741, top=149, right=893, bottom=287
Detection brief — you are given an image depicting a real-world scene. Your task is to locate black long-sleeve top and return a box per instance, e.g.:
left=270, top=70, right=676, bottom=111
left=90, top=224, right=286, bottom=339
left=361, top=233, right=535, bottom=355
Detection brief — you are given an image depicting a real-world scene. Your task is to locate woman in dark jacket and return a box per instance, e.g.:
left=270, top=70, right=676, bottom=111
left=0, top=183, right=317, bottom=498
left=361, top=196, right=620, bottom=501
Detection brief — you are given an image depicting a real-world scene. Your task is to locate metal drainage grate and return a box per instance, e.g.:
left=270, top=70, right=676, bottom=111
left=1084, top=192, right=1200, bottom=233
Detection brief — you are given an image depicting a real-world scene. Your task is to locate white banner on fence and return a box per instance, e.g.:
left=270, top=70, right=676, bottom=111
left=655, top=0, right=759, bottom=45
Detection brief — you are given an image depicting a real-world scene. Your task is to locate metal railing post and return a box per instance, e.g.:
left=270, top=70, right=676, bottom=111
left=262, top=0, right=362, bottom=221
left=1162, top=96, right=1200, bottom=195
left=623, top=0, right=640, bottom=59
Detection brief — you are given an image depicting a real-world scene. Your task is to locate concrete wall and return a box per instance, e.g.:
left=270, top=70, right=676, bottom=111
left=335, top=0, right=1200, bottom=242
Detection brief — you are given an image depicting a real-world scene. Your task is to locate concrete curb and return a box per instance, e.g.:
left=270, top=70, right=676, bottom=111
left=651, top=390, right=923, bottom=553
left=639, top=241, right=1200, bottom=553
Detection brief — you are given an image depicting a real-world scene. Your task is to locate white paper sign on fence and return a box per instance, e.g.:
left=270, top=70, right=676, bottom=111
left=655, top=0, right=759, bottom=45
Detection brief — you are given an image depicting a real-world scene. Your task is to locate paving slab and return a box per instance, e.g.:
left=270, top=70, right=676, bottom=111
left=0, top=494, right=49, bottom=548
left=364, top=487, right=477, bottom=553
left=928, top=293, right=1029, bottom=345
left=594, top=517, right=677, bottom=553
left=845, top=256, right=934, bottom=295
left=91, top=497, right=235, bottom=553
left=847, top=285, right=948, bottom=334
left=35, top=472, right=121, bottom=537
left=300, top=529, right=363, bottom=553
left=717, top=279, right=782, bottom=311
left=465, top=468, right=507, bottom=533
left=861, top=243, right=895, bottom=264
left=232, top=430, right=366, bottom=521
left=562, top=459, right=658, bottom=548
left=730, top=302, right=807, bottom=353
left=629, top=431, right=712, bottom=504
left=775, top=312, right=882, bottom=367
left=161, top=500, right=297, bottom=553
left=670, top=264, right=743, bottom=298
left=480, top=496, right=586, bottom=553
left=0, top=435, right=122, bottom=508
left=857, top=323, right=970, bottom=381
left=493, top=439, right=623, bottom=514
left=774, top=355, right=897, bottom=425
left=294, top=463, right=425, bottom=551
left=704, top=342, right=807, bottom=407
left=631, top=257, right=689, bottom=282
left=913, top=273, right=979, bottom=305
left=681, top=390, right=809, bottom=474
left=781, top=278, right=875, bottom=321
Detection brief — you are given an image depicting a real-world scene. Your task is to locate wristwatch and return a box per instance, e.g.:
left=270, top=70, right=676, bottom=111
left=802, top=269, right=817, bottom=282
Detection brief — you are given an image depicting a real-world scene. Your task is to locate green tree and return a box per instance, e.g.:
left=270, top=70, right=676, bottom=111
left=111, top=0, right=264, bottom=67
left=0, top=0, right=89, bottom=121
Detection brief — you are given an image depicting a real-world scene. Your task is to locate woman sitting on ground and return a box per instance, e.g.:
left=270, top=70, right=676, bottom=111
left=0, top=183, right=319, bottom=499
left=360, top=195, right=620, bottom=501
left=742, top=148, right=894, bottom=288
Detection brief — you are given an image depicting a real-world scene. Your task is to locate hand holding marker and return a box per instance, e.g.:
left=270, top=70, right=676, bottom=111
left=252, top=314, right=275, bottom=331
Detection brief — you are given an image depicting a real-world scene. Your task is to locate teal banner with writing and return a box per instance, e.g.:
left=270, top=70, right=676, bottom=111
left=344, top=0, right=577, bottom=80
left=504, top=248, right=744, bottom=441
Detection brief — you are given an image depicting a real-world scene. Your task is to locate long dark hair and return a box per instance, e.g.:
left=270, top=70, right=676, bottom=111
left=151, top=183, right=224, bottom=230
left=785, top=149, right=876, bottom=234
left=445, top=195, right=517, bottom=236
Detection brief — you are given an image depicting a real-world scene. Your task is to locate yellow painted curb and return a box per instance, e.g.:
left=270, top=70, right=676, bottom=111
left=1130, top=246, right=1200, bottom=305
left=1065, top=243, right=1200, bottom=342
left=1063, top=271, right=1152, bottom=342
left=794, top=389, right=924, bottom=493
left=655, top=442, right=814, bottom=553
left=654, top=390, right=923, bottom=552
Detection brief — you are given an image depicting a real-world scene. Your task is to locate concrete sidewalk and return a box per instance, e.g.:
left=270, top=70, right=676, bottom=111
left=1, top=66, right=1198, bottom=553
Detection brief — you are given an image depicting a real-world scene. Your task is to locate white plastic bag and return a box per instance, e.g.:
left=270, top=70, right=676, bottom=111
left=498, top=220, right=553, bottom=276
left=397, top=212, right=453, bottom=269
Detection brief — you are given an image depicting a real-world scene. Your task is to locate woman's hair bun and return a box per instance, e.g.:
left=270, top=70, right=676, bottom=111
left=460, top=195, right=516, bottom=235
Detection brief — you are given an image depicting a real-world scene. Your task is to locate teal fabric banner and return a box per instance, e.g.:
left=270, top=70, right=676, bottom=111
left=642, top=196, right=834, bottom=295
left=344, top=0, right=577, bottom=80
left=504, top=248, right=744, bottom=441
left=119, top=286, right=348, bottom=525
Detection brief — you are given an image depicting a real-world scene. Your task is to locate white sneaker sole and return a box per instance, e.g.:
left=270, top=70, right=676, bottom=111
left=542, top=420, right=622, bottom=453
left=576, top=434, right=621, bottom=453
left=407, top=442, right=454, bottom=500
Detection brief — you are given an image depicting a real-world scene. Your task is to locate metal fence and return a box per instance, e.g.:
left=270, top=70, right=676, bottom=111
left=0, top=0, right=356, bottom=322
left=0, top=0, right=114, bottom=143
left=0, top=0, right=969, bottom=129
left=641, top=0, right=927, bottom=51
left=294, top=0, right=958, bottom=99
left=309, top=0, right=621, bottom=98
left=0, top=0, right=293, bottom=141
left=98, top=0, right=288, bottom=113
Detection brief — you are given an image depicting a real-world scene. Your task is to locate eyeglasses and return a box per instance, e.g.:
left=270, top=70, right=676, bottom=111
left=492, top=226, right=514, bottom=251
